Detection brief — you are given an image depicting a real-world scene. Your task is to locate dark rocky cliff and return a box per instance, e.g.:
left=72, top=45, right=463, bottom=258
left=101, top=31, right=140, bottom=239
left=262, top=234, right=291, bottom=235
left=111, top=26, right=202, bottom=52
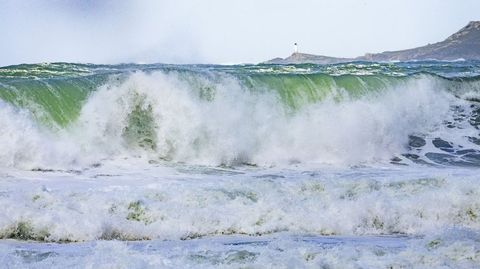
left=359, top=21, right=480, bottom=62
left=264, top=21, right=480, bottom=64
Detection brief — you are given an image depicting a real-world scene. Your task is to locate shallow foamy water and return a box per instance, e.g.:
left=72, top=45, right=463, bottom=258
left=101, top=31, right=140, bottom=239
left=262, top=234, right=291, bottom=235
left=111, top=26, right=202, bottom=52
left=0, top=163, right=479, bottom=268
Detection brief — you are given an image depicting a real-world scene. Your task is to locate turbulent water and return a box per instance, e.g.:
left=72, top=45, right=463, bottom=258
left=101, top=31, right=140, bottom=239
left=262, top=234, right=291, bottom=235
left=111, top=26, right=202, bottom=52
left=0, top=61, right=480, bottom=268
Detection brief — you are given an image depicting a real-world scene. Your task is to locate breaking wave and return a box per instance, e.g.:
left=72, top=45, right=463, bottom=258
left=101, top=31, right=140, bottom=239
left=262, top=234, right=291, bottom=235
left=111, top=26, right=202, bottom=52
left=0, top=63, right=480, bottom=169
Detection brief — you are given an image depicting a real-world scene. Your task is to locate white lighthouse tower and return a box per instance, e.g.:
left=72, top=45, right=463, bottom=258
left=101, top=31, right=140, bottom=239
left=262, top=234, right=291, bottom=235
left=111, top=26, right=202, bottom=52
left=294, top=43, right=298, bottom=54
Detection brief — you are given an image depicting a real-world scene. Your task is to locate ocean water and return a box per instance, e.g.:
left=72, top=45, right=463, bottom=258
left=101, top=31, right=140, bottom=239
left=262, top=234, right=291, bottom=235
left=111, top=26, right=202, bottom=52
left=0, top=61, right=479, bottom=268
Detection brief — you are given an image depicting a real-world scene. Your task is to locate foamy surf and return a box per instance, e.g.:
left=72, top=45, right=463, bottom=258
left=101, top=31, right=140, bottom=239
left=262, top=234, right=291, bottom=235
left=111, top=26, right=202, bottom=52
left=2, top=231, right=478, bottom=269
left=1, top=61, right=480, bottom=268
left=0, top=164, right=479, bottom=268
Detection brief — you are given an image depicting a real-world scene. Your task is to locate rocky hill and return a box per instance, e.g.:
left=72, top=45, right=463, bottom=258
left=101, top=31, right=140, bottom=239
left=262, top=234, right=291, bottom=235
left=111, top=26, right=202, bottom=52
left=264, top=21, right=480, bottom=64
left=264, top=53, right=351, bottom=65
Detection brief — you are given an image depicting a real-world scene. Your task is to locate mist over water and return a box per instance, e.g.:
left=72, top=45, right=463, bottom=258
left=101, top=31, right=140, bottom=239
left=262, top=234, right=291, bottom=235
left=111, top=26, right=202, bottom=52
left=0, top=1, right=204, bottom=65
left=2, top=0, right=479, bottom=66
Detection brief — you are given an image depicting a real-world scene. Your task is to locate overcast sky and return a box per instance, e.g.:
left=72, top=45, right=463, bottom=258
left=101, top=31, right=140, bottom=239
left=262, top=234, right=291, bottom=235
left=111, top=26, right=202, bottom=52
left=0, top=0, right=478, bottom=66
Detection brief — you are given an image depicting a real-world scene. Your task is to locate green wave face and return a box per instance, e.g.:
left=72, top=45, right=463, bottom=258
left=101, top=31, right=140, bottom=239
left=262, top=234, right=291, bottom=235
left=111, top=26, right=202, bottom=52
left=0, top=66, right=445, bottom=126
left=240, top=73, right=404, bottom=109
left=0, top=77, right=104, bottom=127
left=0, top=61, right=480, bottom=168
left=0, top=63, right=121, bottom=127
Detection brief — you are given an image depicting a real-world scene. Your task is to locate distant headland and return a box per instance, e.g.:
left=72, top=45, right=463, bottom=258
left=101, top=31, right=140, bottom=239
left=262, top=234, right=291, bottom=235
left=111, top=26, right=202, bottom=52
left=264, top=21, right=480, bottom=64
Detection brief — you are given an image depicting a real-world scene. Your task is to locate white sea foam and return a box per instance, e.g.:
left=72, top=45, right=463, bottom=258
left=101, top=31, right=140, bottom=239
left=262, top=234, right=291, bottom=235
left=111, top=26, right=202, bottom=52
left=0, top=165, right=479, bottom=242
left=0, top=165, right=479, bottom=268
left=0, top=102, right=79, bottom=169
